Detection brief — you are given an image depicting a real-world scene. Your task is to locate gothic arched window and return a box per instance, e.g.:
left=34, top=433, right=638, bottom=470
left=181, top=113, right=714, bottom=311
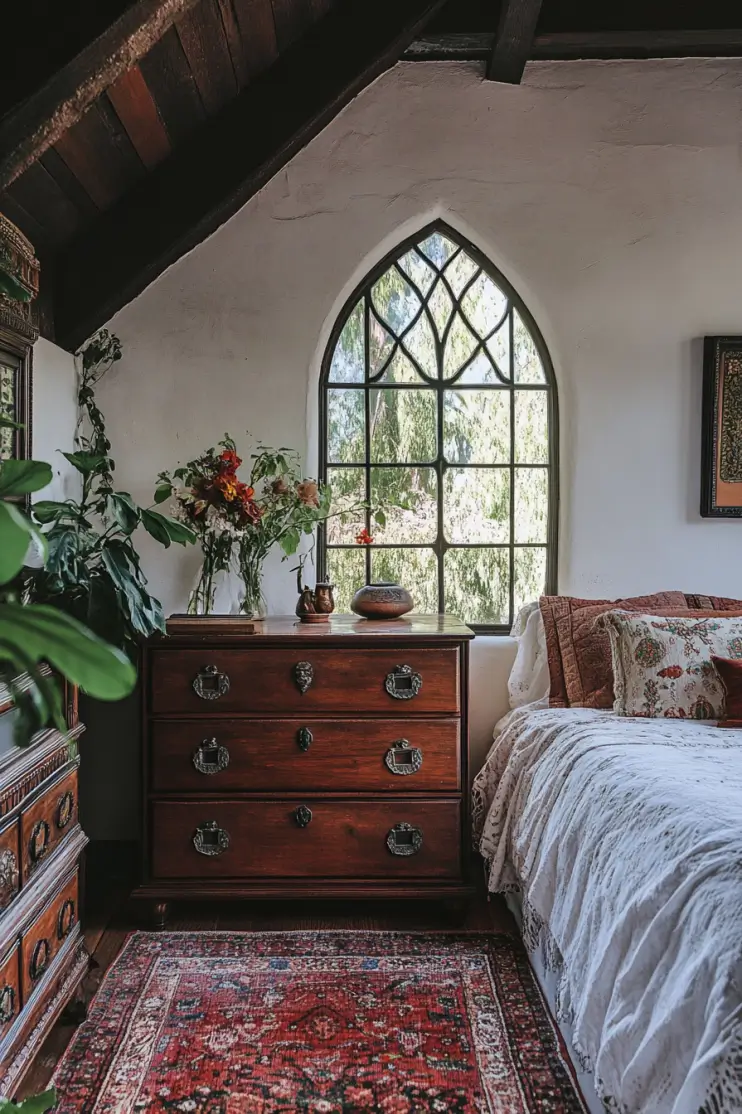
left=319, top=222, right=558, bottom=631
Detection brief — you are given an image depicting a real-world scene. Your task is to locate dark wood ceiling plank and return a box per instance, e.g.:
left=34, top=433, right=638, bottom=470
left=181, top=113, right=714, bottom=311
left=230, top=0, right=279, bottom=76
left=216, top=0, right=252, bottom=87
left=54, top=102, right=145, bottom=210
left=531, top=27, right=742, bottom=59
left=271, top=0, right=313, bottom=50
left=0, top=0, right=203, bottom=191
left=108, top=65, right=172, bottom=169
left=39, top=148, right=101, bottom=219
left=139, top=26, right=207, bottom=144
left=54, top=0, right=448, bottom=350
left=4, top=160, right=84, bottom=246
left=486, top=0, right=543, bottom=82
left=406, top=27, right=742, bottom=61
left=176, top=0, right=239, bottom=113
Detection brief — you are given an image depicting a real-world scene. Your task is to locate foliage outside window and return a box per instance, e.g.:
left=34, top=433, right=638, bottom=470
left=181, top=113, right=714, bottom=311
left=319, top=223, right=558, bottom=631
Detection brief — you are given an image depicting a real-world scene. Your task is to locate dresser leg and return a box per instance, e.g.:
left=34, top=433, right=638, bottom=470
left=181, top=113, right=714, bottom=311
left=152, top=901, right=170, bottom=930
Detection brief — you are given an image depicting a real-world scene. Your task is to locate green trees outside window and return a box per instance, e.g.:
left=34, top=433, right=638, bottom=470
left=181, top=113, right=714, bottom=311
left=319, top=223, right=558, bottom=630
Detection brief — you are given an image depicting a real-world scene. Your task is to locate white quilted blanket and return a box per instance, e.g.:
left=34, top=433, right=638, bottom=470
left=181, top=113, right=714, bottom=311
left=472, top=706, right=742, bottom=1114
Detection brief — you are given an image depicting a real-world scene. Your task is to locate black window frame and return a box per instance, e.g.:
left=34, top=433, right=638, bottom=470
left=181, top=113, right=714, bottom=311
left=318, top=220, right=559, bottom=634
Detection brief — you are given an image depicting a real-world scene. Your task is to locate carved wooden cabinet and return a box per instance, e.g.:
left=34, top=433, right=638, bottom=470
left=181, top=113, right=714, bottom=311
left=0, top=674, right=88, bottom=1095
left=138, top=615, right=475, bottom=924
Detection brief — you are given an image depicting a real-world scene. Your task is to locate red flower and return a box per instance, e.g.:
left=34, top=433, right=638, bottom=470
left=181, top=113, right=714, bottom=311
left=219, top=448, right=242, bottom=471
left=658, top=665, right=684, bottom=679
left=356, top=528, right=374, bottom=545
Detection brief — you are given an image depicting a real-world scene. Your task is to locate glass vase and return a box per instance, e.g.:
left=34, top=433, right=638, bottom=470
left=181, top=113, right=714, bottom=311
left=187, top=536, right=232, bottom=615
left=238, top=547, right=267, bottom=620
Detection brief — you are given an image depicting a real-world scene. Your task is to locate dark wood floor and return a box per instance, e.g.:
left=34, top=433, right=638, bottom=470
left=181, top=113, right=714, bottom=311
left=17, top=844, right=516, bottom=1100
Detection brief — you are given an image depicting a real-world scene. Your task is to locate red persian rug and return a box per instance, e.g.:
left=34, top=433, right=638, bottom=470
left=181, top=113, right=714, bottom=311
left=52, top=932, right=585, bottom=1113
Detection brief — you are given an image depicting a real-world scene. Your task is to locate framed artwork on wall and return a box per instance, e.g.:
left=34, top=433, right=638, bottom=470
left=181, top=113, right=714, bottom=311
left=701, top=336, right=742, bottom=517
left=0, top=211, right=39, bottom=472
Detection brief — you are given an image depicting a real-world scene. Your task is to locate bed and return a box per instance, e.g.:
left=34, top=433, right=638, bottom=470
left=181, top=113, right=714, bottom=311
left=472, top=703, right=742, bottom=1114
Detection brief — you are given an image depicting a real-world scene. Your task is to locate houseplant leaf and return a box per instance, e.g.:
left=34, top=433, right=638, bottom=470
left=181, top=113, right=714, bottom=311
left=0, top=603, right=136, bottom=700
left=0, top=459, right=52, bottom=498
left=0, top=1088, right=57, bottom=1112
left=61, top=451, right=107, bottom=475
left=108, top=492, right=140, bottom=535
left=141, top=509, right=195, bottom=547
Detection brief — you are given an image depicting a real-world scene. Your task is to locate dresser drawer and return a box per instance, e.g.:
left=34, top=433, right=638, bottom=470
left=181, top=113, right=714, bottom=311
left=20, top=769, right=78, bottom=884
left=149, top=648, right=460, bottom=715
left=21, top=872, right=78, bottom=1002
left=151, top=800, right=462, bottom=880
left=150, top=718, right=461, bottom=793
left=0, top=943, right=20, bottom=1037
left=0, top=820, right=19, bottom=910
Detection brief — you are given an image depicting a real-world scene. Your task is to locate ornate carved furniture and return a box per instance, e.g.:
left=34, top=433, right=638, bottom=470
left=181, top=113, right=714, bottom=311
left=0, top=212, right=38, bottom=466
left=0, top=673, right=87, bottom=1094
left=137, top=615, right=475, bottom=925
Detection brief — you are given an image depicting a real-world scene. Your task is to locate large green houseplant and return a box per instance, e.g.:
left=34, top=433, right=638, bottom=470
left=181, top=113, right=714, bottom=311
left=0, top=1089, right=56, bottom=1112
left=27, top=331, right=195, bottom=656
left=0, top=449, right=136, bottom=745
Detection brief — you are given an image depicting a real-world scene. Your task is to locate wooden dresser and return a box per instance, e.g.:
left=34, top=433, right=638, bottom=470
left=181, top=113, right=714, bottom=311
left=0, top=674, right=88, bottom=1095
left=137, top=615, right=474, bottom=924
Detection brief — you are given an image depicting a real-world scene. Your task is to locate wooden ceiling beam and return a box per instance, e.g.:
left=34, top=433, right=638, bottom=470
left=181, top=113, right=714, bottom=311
left=0, top=0, right=202, bottom=192
left=486, top=0, right=543, bottom=83
left=53, top=0, right=448, bottom=351
left=406, top=28, right=742, bottom=62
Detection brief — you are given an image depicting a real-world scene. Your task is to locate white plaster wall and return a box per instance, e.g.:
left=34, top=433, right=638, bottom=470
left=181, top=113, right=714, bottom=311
left=31, top=338, right=79, bottom=503
left=76, top=56, right=742, bottom=833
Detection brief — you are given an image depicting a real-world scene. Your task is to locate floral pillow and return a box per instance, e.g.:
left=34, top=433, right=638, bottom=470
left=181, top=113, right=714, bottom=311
left=598, top=611, right=742, bottom=719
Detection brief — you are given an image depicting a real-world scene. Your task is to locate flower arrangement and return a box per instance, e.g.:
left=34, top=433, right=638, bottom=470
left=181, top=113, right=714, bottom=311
left=158, top=436, right=375, bottom=616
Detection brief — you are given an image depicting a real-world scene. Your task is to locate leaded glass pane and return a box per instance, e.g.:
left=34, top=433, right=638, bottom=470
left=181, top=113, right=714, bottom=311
left=443, top=253, right=479, bottom=297
left=0, top=360, right=16, bottom=461
left=486, top=320, right=511, bottom=380
left=443, top=390, right=509, bottom=464
left=397, top=249, right=436, bottom=295
left=444, top=547, right=510, bottom=626
left=418, top=233, right=458, bottom=268
left=444, top=468, right=510, bottom=544
left=371, top=269, right=421, bottom=335
left=329, top=300, right=364, bottom=383
left=514, top=391, right=548, bottom=464
left=370, top=467, right=437, bottom=544
left=514, top=309, right=545, bottom=383
left=370, top=389, right=437, bottom=463
left=514, top=467, right=549, bottom=543
left=401, top=314, right=437, bottom=379
left=326, top=547, right=366, bottom=612
left=371, top=548, right=438, bottom=613
left=443, top=313, right=479, bottom=379
left=327, top=389, right=364, bottom=463
left=326, top=467, right=365, bottom=543
left=514, top=547, right=547, bottom=615
left=377, top=350, right=423, bottom=384
left=461, top=272, right=508, bottom=339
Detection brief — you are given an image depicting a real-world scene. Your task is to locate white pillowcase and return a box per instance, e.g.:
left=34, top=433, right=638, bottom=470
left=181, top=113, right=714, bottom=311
left=508, top=601, right=550, bottom=709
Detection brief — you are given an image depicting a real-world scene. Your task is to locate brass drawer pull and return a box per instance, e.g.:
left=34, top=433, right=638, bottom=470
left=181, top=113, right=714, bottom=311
left=294, top=805, right=312, bottom=828
left=384, top=740, right=423, bottom=776
left=30, top=938, right=50, bottom=982
left=0, top=985, right=15, bottom=1024
left=57, top=790, right=75, bottom=830
left=294, top=661, right=314, bottom=694
left=193, top=739, right=230, bottom=775
left=385, top=665, right=422, bottom=701
left=297, top=727, right=313, bottom=752
left=193, top=664, right=230, bottom=701
left=29, top=820, right=50, bottom=865
left=193, top=820, right=230, bottom=857
left=386, top=822, right=423, bottom=856
left=57, top=898, right=76, bottom=941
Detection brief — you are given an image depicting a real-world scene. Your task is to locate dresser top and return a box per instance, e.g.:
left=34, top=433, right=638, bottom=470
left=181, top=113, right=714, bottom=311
left=164, top=613, right=474, bottom=642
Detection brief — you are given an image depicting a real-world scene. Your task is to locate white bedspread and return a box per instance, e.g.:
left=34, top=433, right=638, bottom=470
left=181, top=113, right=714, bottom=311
left=472, top=706, right=742, bottom=1114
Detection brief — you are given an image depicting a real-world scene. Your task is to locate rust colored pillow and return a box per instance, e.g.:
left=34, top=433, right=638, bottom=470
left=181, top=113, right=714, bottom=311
left=712, top=655, right=742, bottom=721
left=539, top=592, right=686, bottom=708
left=685, top=594, right=742, bottom=610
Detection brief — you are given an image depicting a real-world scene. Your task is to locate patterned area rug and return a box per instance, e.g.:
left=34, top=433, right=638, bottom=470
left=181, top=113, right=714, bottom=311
left=52, top=932, right=586, bottom=1113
